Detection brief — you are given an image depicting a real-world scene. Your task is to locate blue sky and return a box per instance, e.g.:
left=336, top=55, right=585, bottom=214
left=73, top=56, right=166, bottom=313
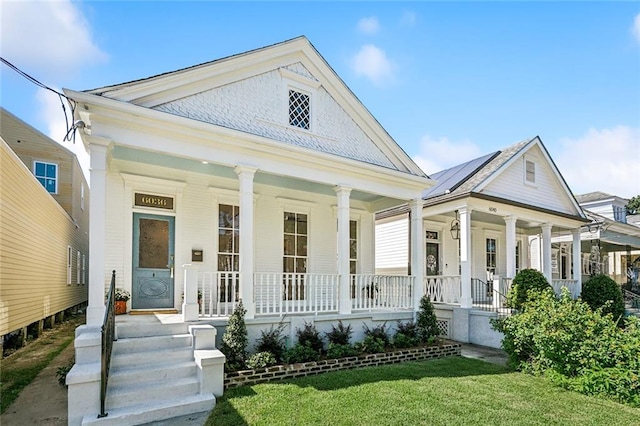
left=1, top=1, right=639, bottom=198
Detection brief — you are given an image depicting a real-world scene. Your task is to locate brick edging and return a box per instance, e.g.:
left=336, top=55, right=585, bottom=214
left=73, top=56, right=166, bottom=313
left=224, top=341, right=461, bottom=389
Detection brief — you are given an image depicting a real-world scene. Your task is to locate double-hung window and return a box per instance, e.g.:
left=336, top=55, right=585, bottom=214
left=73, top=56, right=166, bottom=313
left=218, top=204, right=240, bottom=302
left=283, top=212, right=307, bottom=300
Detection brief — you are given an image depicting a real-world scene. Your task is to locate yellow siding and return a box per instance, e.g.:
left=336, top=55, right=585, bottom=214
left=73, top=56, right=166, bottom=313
left=0, top=140, right=88, bottom=336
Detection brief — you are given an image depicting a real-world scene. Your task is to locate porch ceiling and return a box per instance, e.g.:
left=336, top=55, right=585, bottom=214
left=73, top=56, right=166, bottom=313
left=112, top=145, right=392, bottom=203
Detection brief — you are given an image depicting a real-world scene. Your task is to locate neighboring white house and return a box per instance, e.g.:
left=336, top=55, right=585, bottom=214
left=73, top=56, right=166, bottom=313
left=63, top=36, right=435, bottom=424
left=376, top=136, right=589, bottom=346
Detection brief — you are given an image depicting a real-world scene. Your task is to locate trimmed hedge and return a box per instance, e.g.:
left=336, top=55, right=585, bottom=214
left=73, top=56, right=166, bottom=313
left=581, top=274, right=625, bottom=322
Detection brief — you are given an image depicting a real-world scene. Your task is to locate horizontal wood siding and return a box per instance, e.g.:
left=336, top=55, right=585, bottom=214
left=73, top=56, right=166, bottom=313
left=482, top=145, right=575, bottom=214
left=1, top=142, right=88, bottom=336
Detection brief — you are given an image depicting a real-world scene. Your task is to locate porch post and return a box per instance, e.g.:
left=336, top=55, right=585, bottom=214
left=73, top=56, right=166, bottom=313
left=235, top=165, right=257, bottom=319
left=504, top=216, right=517, bottom=279
left=87, top=143, right=109, bottom=326
left=541, top=223, right=553, bottom=284
left=335, top=186, right=352, bottom=315
left=572, top=229, right=582, bottom=297
left=459, top=207, right=472, bottom=308
left=409, top=199, right=424, bottom=309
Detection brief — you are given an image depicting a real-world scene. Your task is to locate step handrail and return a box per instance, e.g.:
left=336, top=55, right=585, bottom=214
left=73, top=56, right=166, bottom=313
left=99, top=270, right=117, bottom=418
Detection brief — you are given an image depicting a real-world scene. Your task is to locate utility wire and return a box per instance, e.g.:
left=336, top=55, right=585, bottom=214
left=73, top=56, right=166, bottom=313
left=1, top=56, right=79, bottom=143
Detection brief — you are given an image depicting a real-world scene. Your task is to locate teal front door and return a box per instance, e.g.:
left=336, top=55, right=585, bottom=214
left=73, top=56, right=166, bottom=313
left=132, top=213, right=175, bottom=309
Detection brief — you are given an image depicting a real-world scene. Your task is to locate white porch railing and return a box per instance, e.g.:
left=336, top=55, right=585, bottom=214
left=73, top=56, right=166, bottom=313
left=351, top=275, right=414, bottom=311
left=552, top=279, right=579, bottom=298
left=198, top=271, right=239, bottom=317
left=254, top=273, right=339, bottom=316
left=424, top=275, right=461, bottom=304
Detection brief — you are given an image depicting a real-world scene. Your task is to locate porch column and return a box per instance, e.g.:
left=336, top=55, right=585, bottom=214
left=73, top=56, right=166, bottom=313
left=459, top=207, right=472, bottom=309
left=409, top=199, right=425, bottom=309
left=504, top=216, right=517, bottom=279
left=235, top=165, right=257, bottom=319
left=87, top=143, right=109, bottom=326
left=335, top=186, right=352, bottom=315
left=572, top=229, right=582, bottom=297
left=541, top=223, right=553, bottom=284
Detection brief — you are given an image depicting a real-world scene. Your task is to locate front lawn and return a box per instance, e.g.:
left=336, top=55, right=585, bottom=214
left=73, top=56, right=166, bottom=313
left=208, top=357, right=639, bottom=425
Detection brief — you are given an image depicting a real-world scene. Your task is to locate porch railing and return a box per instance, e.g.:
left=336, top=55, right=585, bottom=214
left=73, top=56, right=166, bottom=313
left=198, top=271, right=240, bottom=317
left=254, top=273, right=339, bottom=315
left=351, top=275, right=413, bottom=311
left=99, top=270, right=117, bottom=418
left=551, top=279, right=579, bottom=298
left=471, top=278, right=492, bottom=304
left=423, top=275, right=461, bottom=304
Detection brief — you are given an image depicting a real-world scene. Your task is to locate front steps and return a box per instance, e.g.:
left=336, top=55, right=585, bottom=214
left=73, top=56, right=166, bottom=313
left=81, top=322, right=215, bottom=425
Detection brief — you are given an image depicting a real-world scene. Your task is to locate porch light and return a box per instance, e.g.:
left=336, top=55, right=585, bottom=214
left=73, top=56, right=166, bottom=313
left=450, top=210, right=460, bottom=240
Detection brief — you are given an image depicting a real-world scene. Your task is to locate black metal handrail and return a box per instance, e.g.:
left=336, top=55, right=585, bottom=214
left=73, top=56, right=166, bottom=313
left=99, top=270, right=117, bottom=418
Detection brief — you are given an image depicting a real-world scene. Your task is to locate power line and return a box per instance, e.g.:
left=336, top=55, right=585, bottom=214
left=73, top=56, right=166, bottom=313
left=1, top=56, right=79, bottom=143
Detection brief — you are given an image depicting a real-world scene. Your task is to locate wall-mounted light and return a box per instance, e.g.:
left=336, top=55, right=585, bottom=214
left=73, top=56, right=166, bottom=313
left=450, top=210, right=460, bottom=240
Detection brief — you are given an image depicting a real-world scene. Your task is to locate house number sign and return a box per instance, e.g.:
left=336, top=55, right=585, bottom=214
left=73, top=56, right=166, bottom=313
left=134, top=193, right=174, bottom=210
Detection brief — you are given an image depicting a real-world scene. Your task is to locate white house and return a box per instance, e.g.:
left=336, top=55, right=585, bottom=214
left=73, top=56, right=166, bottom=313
left=376, top=136, right=589, bottom=346
left=63, top=36, right=434, bottom=424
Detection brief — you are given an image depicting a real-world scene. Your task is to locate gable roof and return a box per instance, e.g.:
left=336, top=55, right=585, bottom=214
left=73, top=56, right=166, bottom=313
left=79, top=36, right=427, bottom=178
left=575, top=191, right=629, bottom=205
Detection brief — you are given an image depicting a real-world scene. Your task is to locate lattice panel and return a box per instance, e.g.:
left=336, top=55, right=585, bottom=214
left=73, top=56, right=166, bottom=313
left=289, top=90, right=310, bottom=129
left=436, top=319, right=450, bottom=337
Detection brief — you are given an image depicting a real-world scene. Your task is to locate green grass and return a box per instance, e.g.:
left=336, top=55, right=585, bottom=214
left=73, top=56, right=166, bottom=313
left=208, top=357, right=639, bottom=426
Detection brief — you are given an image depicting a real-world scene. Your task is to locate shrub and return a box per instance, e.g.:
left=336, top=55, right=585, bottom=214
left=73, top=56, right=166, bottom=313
left=395, top=321, right=417, bottom=339
left=220, top=300, right=248, bottom=371
left=295, top=322, right=324, bottom=353
left=362, top=322, right=390, bottom=348
left=255, top=321, right=287, bottom=363
left=56, top=360, right=74, bottom=387
left=283, top=342, right=320, bottom=363
left=581, top=274, right=625, bottom=322
left=393, top=333, right=419, bottom=349
left=326, top=343, right=359, bottom=359
left=416, top=296, right=439, bottom=342
left=325, top=320, right=352, bottom=345
left=355, top=335, right=386, bottom=354
left=506, top=268, right=552, bottom=310
left=246, top=351, right=277, bottom=370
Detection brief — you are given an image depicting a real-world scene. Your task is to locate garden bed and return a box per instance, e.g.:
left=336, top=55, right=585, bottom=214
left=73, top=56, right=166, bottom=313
left=224, top=340, right=461, bottom=388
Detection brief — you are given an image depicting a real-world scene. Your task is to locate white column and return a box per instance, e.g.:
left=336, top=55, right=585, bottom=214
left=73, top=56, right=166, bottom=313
left=572, top=229, right=582, bottom=297
left=459, top=207, right=472, bottom=308
left=409, top=199, right=424, bottom=310
left=235, top=166, right=257, bottom=319
left=87, top=143, right=108, bottom=326
left=504, top=216, right=517, bottom=279
left=541, top=223, right=553, bottom=284
left=335, top=186, right=352, bottom=315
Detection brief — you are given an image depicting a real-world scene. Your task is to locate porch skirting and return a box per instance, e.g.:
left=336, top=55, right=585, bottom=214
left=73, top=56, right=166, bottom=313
left=224, top=341, right=461, bottom=389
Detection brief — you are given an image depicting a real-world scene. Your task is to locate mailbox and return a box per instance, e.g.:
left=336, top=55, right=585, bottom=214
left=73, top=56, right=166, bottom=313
left=192, top=249, right=203, bottom=262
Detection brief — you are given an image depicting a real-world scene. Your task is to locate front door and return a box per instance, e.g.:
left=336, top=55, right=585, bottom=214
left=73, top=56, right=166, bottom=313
left=132, top=213, right=175, bottom=309
left=426, top=242, right=440, bottom=276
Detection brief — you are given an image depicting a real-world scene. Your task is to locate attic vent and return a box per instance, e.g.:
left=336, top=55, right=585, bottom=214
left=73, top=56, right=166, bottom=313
left=525, top=160, right=536, bottom=184
left=288, top=90, right=310, bottom=130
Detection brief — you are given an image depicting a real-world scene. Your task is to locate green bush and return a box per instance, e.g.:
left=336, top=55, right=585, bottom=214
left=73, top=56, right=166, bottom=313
left=246, top=351, right=277, bottom=370
left=295, top=322, right=324, bottom=353
left=355, top=335, right=386, bottom=354
left=326, top=343, right=359, bottom=359
left=506, top=269, right=552, bottom=310
left=416, top=296, right=439, bottom=342
left=220, top=300, right=248, bottom=371
left=283, top=342, right=320, bottom=363
left=393, top=333, right=419, bottom=349
left=492, top=289, right=640, bottom=406
left=362, top=322, right=390, bottom=347
left=255, top=321, right=287, bottom=363
left=325, top=320, right=352, bottom=345
left=581, top=274, right=625, bottom=322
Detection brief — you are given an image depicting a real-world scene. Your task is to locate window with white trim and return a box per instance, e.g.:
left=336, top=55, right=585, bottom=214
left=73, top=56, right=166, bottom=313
left=77, top=251, right=81, bottom=284
left=486, top=238, right=497, bottom=279
left=525, top=159, right=536, bottom=184
left=349, top=220, right=358, bottom=298
left=218, top=204, right=240, bottom=302
left=81, top=184, right=85, bottom=211
left=82, top=254, right=86, bottom=285
left=288, top=89, right=310, bottom=130
left=67, top=246, right=72, bottom=285
left=34, top=161, right=58, bottom=193
left=283, top=211, right=308, bottom=300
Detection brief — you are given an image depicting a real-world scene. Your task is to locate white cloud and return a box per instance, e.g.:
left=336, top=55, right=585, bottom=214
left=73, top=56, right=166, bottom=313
left=633, top=13, right=640, bottom=44
left=1, top=0, right=107, bottom=79
left=412, top=135, right=483, bottom=175
left=358, top=16, right=380, bottom=35
left=554, top=126, right=640, bottom=199
left=351, top=44, right=395, bottom=86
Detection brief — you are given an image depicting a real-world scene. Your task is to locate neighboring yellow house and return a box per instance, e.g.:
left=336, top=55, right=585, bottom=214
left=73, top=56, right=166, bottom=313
left=0, top=108, right=89, bottom=350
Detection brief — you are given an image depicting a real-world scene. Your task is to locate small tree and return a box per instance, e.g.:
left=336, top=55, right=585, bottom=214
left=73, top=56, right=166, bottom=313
left=415, top=295, right=439, bottom=343
left=625, top=195, right=640, bottom=215
left=581, top=274, right=625, bottom=323
left=506, top=268, right=552, bottom=310
left=220, top=300, right=248, bottom=370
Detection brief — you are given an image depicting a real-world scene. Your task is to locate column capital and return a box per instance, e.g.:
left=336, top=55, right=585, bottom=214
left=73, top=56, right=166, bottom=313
left=541, top=223, right=553, bottom=232
left=234, top=165, right=258, bottom=177
left=504, top=215, right=517, bottom=224
left=458, top=206, right=472, bottom=215
left=334, top=185, right=352, bottom=196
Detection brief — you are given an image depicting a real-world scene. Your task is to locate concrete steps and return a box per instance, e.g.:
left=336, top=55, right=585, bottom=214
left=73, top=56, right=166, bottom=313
left=81, top=322, right=215, bottom=425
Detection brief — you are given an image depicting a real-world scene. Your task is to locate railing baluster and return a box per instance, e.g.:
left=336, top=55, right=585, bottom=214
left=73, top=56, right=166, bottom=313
left=99, top=270, right=116, bottom=418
